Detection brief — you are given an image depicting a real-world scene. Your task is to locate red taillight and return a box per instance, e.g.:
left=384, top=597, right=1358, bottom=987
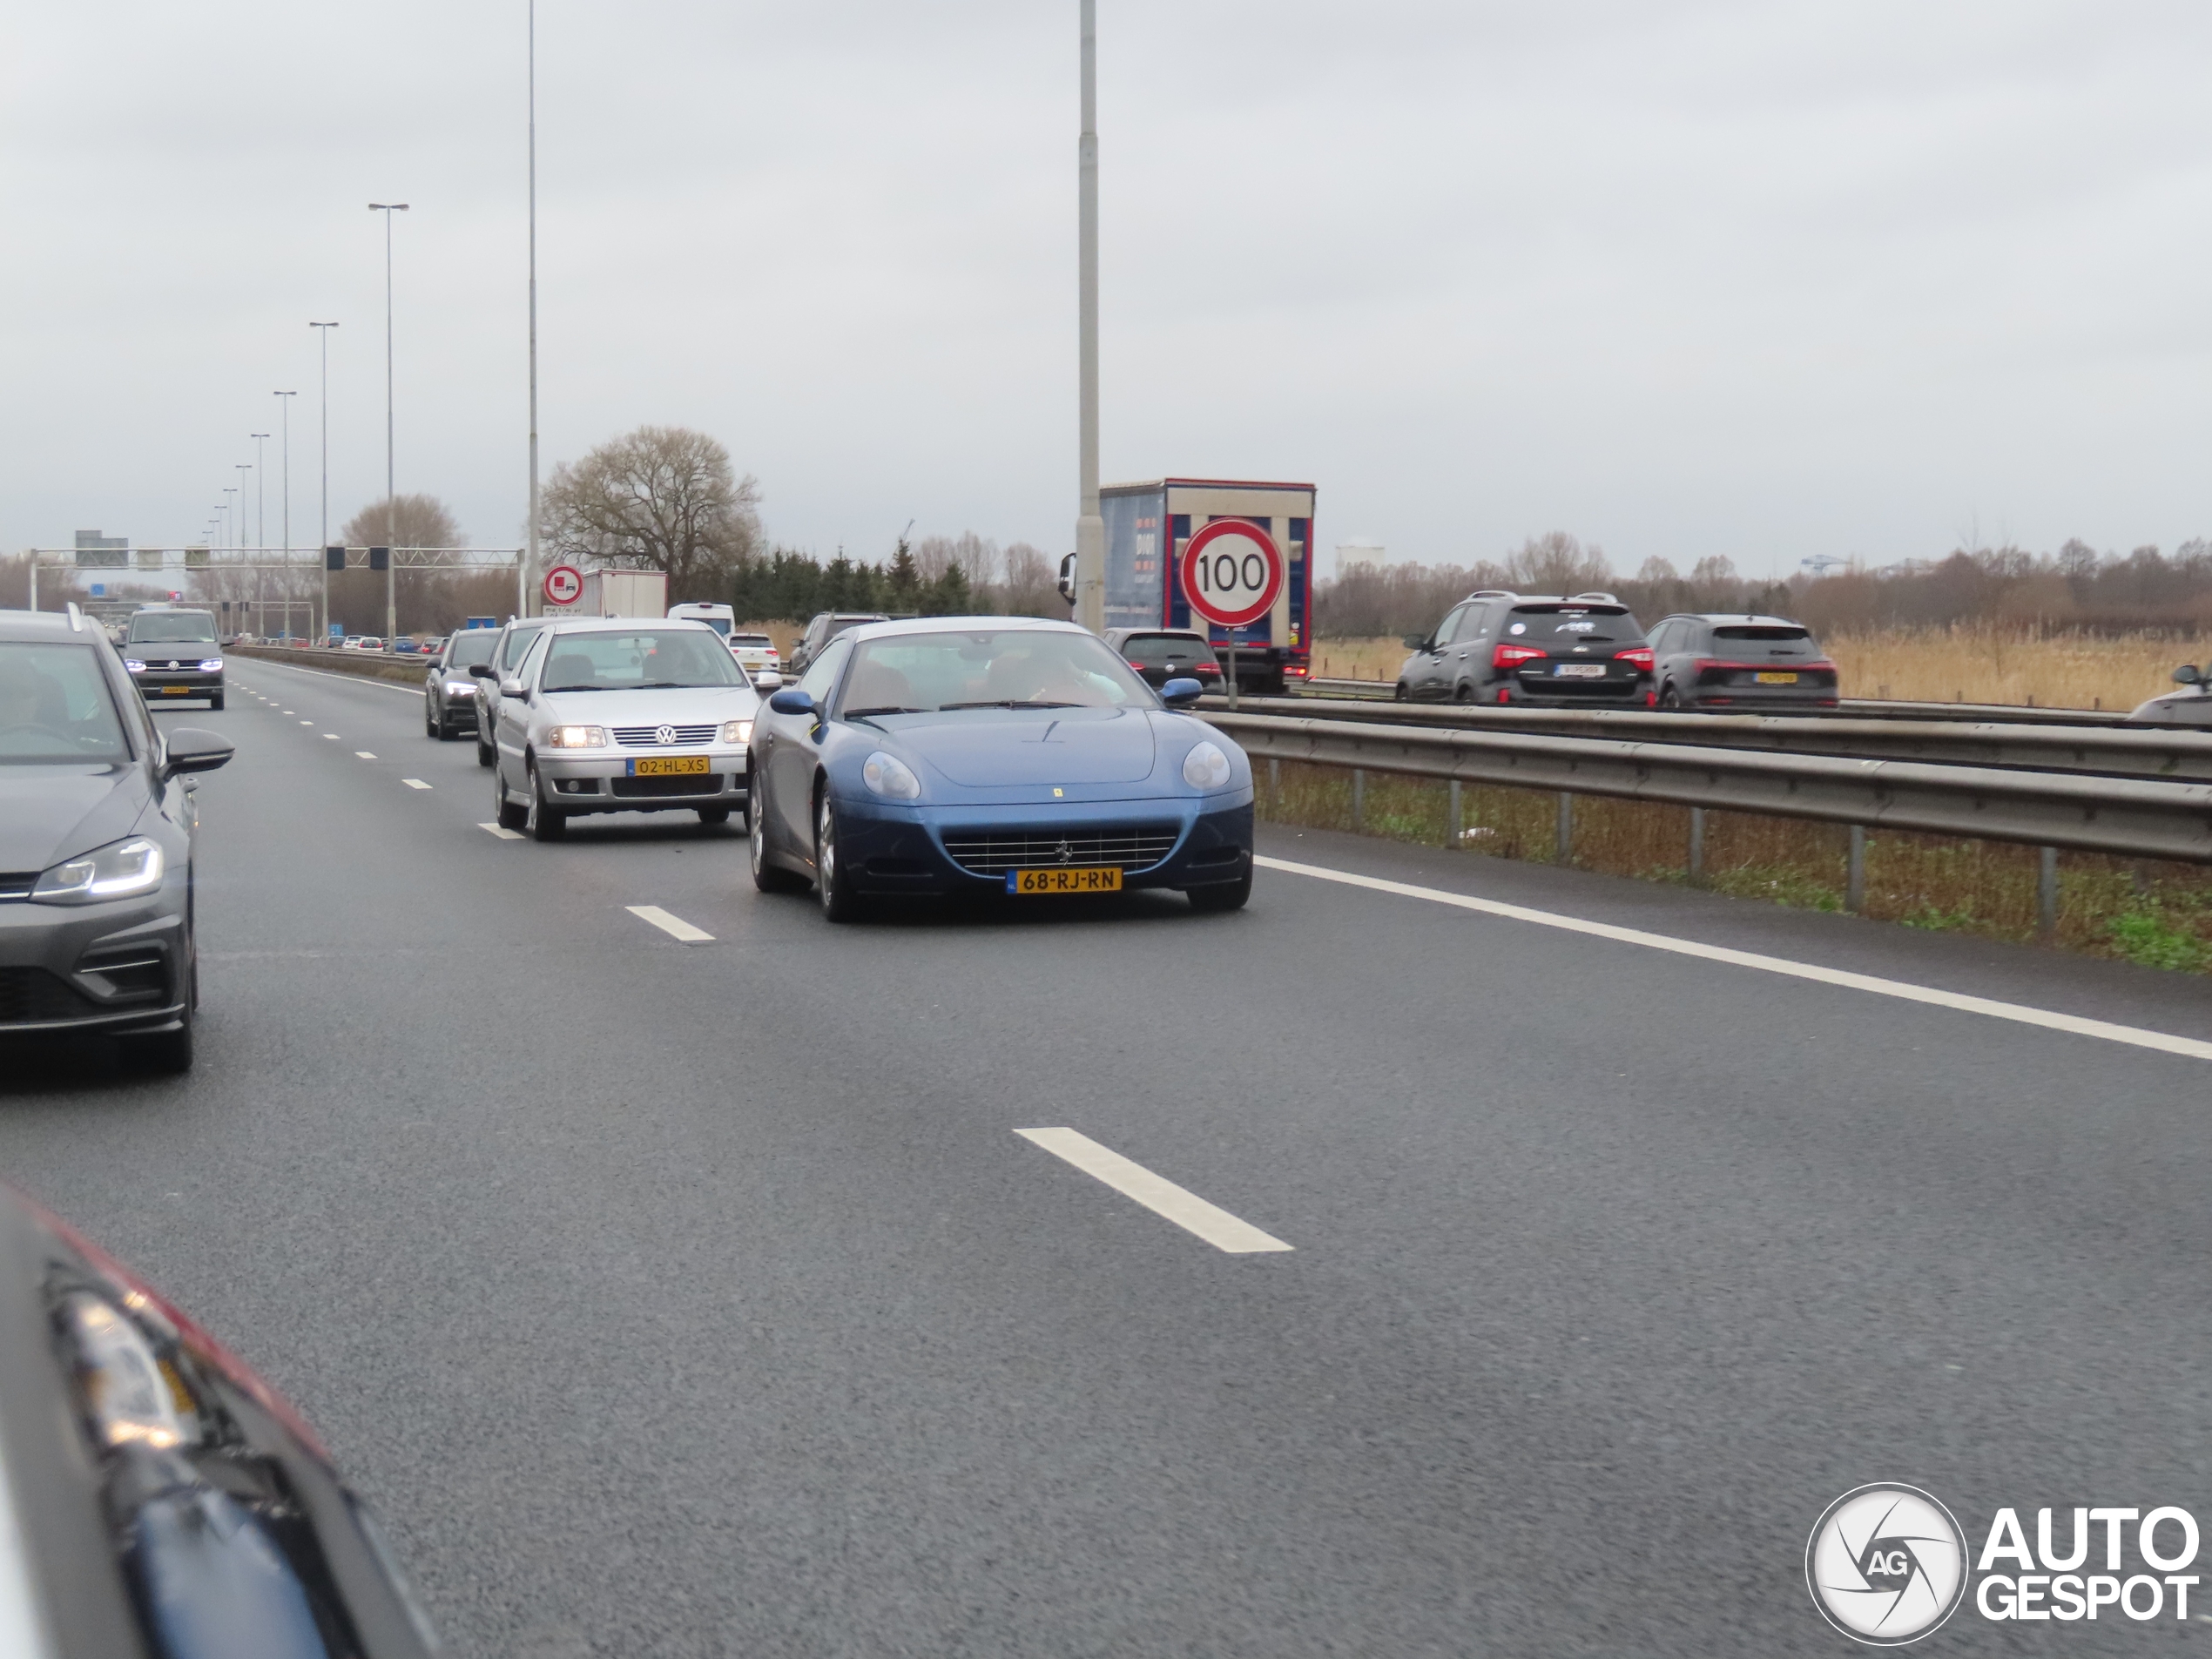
left=1493, top=644, right=1546, bottom=669
left=1285, top=664, right=1307, bottom=678
left=1616, top=646, right=1654, bottom=670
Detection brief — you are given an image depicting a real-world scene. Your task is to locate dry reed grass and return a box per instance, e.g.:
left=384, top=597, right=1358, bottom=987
left=1822, top=625, right=2184, bottom=711
left=1313, top=625, right=2197, bottom=711
left=1255, top=759, right=2212, bottom=974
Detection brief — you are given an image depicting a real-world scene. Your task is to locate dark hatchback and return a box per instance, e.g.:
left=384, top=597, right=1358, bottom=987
left=1103, top=628, right=1224, bottom=691
left=1647, top=614, right=1840, bottom=711
left=0, top=609, right=232, bottom=1071
left=0, top=1183, right=439, bottom=1656
left=1396, top=592, right=1654, bottom=705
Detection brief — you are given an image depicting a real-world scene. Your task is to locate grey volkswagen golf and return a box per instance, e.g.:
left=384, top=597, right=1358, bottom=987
left=0, top=609, right=232, bottom=1070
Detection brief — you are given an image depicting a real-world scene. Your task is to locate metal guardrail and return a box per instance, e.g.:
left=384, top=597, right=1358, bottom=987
left=228, top=644, right=426, bottom=685
left=1296, top=674, right=2136, bottom=726
left=1200, top=695, right=2212, bottom=783
left=1203, top=710, right=2212, bottom=866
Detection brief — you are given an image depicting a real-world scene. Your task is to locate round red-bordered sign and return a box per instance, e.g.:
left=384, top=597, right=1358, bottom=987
left=1179, top=520, right=1284, bottom=629
left=543, top=564, right=583, bottom=606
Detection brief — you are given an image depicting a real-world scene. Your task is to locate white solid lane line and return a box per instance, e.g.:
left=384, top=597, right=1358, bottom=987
left=355, top=751, right=376, bottom=759
left=1015, top=1128, right=1294, bottom=1254
left=477, top=822, right=523, bottom=840
left=1255, top=853, right=2212, bottom=1064
left=402, top=779, right=432, bottom=790
left=625, top=905, right=714, bottom=944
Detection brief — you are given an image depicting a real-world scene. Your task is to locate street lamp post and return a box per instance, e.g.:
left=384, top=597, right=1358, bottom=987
left=1074, top=0, right=1105, bottom=636
left=275, top=392, right=296, bottom=641
left=250, top=435, right=268, bottom=634
left=368, top=202, right=409, bottom=643
left=310, top=321, right=339, bottom=644
left=235, top=464, right=253, bottom=630
left=526, top=1, right=540, bottom=620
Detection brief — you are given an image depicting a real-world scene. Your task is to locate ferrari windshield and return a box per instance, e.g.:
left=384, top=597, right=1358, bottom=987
left=538, top=629, right=747, bottom=692
left=840, top=631, right=1153, bottom=714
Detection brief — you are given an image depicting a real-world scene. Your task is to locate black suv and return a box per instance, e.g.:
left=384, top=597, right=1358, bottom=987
left=1647, top=614, right=1838, bottom=711
left=788, top=611, right=890, bottom=677
left=122, top=607, right=224, bottom=710
left=1395, top=592, right=1653, bottom=705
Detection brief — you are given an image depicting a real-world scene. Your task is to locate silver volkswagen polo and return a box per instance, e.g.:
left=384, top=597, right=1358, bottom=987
left=484, top=617, right=759, bottom=840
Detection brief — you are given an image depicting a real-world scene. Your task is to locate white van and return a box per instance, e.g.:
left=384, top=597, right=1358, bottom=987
left=667, top=602, right=735, bottom=637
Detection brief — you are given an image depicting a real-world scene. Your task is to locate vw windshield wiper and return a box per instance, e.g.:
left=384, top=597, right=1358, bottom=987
left=846, top=705, right=923, bottom=717
left=939, top=698, right=1080, bottom=710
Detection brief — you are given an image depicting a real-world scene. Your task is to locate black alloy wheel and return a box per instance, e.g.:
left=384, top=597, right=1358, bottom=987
left=1453, top=682, right=1475, bottom=704
left=1393, top=682, right=1410, bottom=701
left=1188, top=867, right=1253, bottom=913
left=813, top=792, right=866, bottom=922
left=1659, top=685, right=1686, bottom=711
left=424, top=698, right=439, bottom=738
left=475, top=721, right=496, bottom=767
left=524, top=762, right=566, bottom=840
left=131, top=929, right=195, bottom=1074
left=698, top=806, right=732, bottom=826
left=207, top=693, right=224, bottom=711
left=493, top=757, right=528, bottom=830
left=751, top=776, right=806, bottom=893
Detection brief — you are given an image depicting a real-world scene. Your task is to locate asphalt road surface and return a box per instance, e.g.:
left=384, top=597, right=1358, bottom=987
left=5, top=657, right=2209, bottom=1657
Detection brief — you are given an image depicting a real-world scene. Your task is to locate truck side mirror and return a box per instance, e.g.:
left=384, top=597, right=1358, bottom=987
left=1056, top=552, right=1077, bottom=605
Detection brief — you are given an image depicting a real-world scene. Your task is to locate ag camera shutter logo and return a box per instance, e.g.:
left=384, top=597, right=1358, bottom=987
left=1806, top=1485, right=1968, bottom=1644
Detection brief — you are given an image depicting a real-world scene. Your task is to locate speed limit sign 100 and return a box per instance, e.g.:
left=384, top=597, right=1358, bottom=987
left=1179, top=520, right=1284, bottom=629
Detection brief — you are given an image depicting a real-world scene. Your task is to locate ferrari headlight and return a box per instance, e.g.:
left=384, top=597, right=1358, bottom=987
left=720, top=719, right=753, bottom=745
left=545, top=725, right=607, bottom=749
left=61, top=1294, right=190, bottom=1451
left=1182, top=741, right=1232, bottom=790
left=862, top=752, right=921, bottom=799
left=31, top=836, right=165, bottom=905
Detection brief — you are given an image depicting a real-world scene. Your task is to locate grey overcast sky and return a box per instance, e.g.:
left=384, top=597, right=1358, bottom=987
left=3, top=2, right=2209, bottom=579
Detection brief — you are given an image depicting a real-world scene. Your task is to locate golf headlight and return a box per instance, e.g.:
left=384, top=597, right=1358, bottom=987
left=32, top=836, right=165, bottom=904
left=198, top=658, right=222, bottom=672
left=545, top=725, right=607, bottom=749
left=124, top=659, right=145, bottom=672
left=445, top=680, right=475, bottom=696
left=862, top=752, right=921, bottom=799
left=720, top=719, right=753, bottom=745
left=1182, top=741, right=1232, bottom=790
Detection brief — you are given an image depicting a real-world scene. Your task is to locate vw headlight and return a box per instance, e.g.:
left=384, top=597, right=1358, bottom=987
left=545, top=725, right=607, bottom=749
left=720, top=719, right=754, bottom=745
left=1182, top=741, right=1232, bottom=790
left=198, top=658, right=223, bottom=672
left=862, top=752, right=921, bottom=799
left=124, top=659, right=145, bottom=673
left=444, top=679, right=475, bottom=697
left=31, top=836, right=165, bottom=904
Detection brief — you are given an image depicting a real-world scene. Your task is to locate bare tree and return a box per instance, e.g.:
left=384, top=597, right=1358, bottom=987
left=996, top=542, right=1066, bottom=618
left=341, top=494, right=464, bottom=551
left=540, top=425, right=762, bottom=603
left=1503, top=531, right=1612, bottom=596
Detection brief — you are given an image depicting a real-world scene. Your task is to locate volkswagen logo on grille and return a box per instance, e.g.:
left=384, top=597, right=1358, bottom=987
left=655, top=725, right=678, bottom=745
left=1055, top=840, right=1073, bottom=864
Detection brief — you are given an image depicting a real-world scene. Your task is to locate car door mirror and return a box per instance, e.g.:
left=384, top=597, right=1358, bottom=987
left=1402, top=634, right=1428, bottom=651
left=1160, top=677, right=1204, bottom=707
left=499, top=678, right=526, bottom=698
left=769, top=688, right=817, bottom=717
left=161, top=727, right=234, bottom=779
left=752, top=669, right=783, bottom=691
left=467, top=662, right=495, bottom=679
left=2174, top=664, right=2202, bottom=686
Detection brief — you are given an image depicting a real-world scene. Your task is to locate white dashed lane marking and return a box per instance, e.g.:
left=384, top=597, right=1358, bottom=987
left=476, top=822, right=523, bottom=840
left=1015, top=1128, right=1294, bottom=1254
left=625, top=905, right=714, bottom=944
left=1256, top=854, right=2212, bottom=1064
left=355, top=751, right=376, bottom=759
left=322, top=734, right=339, bottom=740
left=402, top=779, right=431, bottom=790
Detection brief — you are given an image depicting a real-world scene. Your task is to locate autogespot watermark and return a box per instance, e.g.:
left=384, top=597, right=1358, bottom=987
left=1807, top=1485, right=2202, bottom=1645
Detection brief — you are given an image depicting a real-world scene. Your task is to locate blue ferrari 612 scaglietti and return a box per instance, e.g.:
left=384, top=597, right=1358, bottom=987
left=746, top=617, right=1253, bottom=921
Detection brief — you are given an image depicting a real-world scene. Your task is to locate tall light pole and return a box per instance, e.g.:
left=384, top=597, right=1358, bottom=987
left=250, top=435, right=269, bottom=635
left=1074, top=0, right=1105, bottom=635
left=368, top=202, right=408, bottom=642
left=310, top=321, right=339, bottom=644
left=526, top=0, right=541, bottom=620
left=274, top=393, right=296, bottom=639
